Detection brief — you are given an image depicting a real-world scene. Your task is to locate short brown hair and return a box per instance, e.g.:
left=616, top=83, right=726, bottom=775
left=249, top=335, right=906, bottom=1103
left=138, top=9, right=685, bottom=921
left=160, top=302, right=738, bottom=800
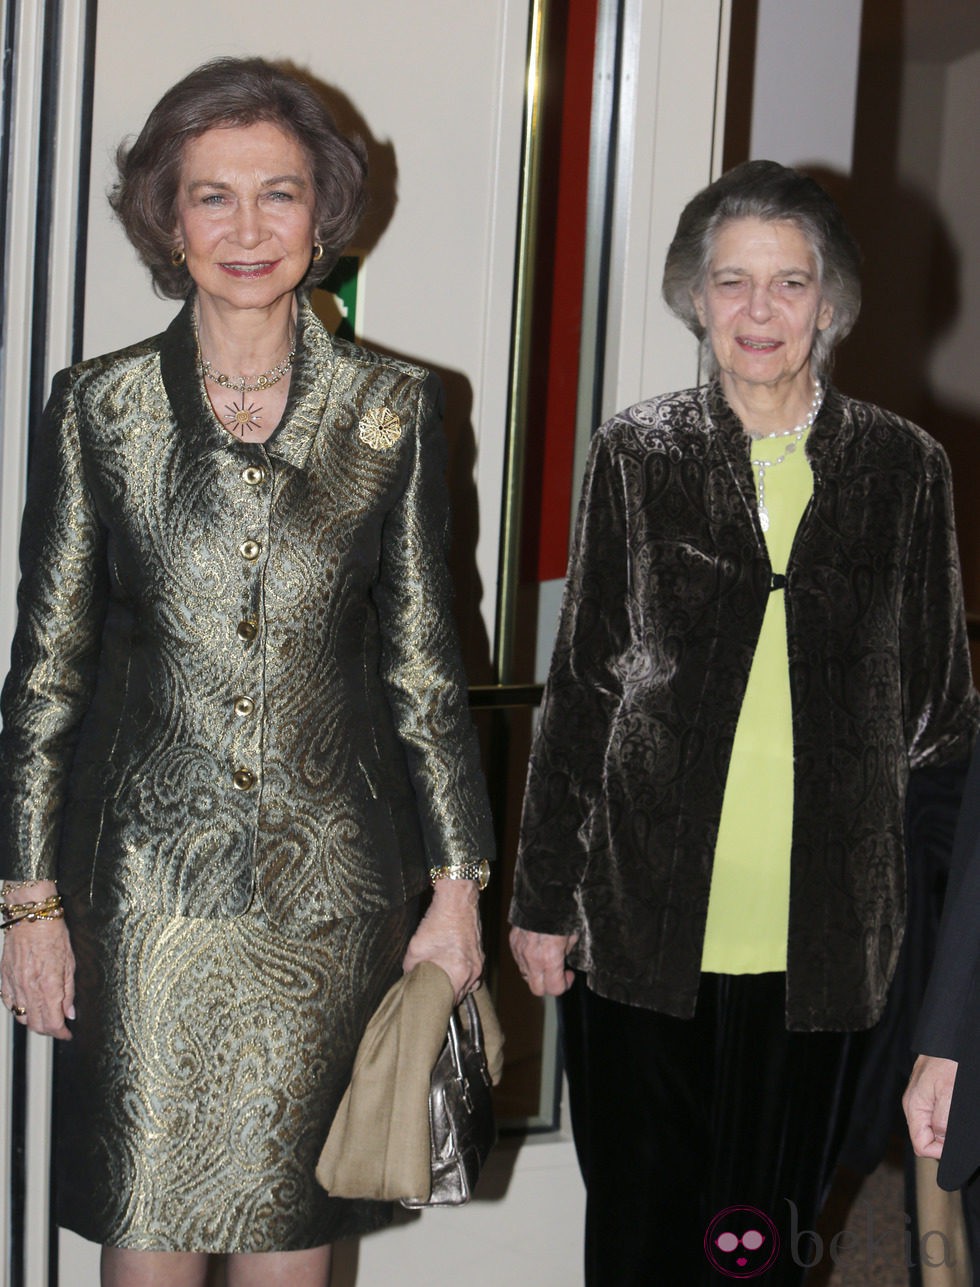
left=662, top=160, right=862, bottom=380
left=110, top=57, right=367, bottom=299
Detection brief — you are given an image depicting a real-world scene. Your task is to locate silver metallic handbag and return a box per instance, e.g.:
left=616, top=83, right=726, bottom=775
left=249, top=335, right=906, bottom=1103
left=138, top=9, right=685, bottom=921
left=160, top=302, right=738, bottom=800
left=401, top=992, right=497, bottom=1207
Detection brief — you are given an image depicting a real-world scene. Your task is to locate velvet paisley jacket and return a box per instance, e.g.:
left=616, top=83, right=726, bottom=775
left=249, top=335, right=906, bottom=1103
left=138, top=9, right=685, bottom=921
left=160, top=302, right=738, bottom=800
left=510, top=381, right=978, bottom=1031
left=0, top=295, right=494, bottom=929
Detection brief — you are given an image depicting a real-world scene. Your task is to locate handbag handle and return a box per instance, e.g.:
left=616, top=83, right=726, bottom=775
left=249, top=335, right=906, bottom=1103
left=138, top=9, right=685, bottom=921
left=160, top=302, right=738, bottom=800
left=445, top=992, right=484, bottom=1077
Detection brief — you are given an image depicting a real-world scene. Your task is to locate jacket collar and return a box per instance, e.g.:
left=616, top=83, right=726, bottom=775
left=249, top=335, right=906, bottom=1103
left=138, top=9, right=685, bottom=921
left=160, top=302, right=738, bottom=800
left=159, top=291, right=336, bottom=473
left=702, top=378, right=847, bottom=477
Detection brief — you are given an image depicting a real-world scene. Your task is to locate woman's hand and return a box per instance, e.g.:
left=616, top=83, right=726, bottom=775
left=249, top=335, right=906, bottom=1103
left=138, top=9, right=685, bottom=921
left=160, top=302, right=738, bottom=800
left=903, top=1053, right=958, bottom=1160
left=403, top=879, right=484, bottom=1005
left=1, top=881, right=75, bottom=1040
left=509, top=927, right=578, bottom=997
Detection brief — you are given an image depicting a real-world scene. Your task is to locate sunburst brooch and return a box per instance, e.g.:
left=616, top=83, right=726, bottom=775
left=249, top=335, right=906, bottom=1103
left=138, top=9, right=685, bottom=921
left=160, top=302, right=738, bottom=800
left=358, top=406, right=402, bottom=450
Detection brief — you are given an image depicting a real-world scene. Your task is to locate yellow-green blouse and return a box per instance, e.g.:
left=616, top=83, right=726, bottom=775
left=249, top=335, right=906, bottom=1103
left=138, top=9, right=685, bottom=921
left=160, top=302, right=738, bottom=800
left=700, top=429, right=813, bottom=973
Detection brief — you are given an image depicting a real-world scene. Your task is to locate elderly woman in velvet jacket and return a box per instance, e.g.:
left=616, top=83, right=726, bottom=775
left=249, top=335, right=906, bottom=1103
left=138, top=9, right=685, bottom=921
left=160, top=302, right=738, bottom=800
left=509, top=160, right=979, bottom=1286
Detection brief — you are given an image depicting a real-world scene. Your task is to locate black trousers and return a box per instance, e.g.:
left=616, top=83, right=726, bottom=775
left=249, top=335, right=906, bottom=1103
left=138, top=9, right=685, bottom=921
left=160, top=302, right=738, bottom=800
left=559, top=972, right=866, bottom=1286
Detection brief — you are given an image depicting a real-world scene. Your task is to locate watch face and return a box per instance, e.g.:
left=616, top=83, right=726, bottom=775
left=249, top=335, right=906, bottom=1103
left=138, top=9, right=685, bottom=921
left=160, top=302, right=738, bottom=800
left=478, top=860, right=491, bottom=890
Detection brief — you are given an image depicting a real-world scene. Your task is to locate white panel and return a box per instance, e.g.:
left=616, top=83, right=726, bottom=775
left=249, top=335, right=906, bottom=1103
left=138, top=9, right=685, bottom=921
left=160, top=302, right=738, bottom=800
left=45, top=2, right=91, bottom=382
left=0, top=1, right=44, bottom=662
left=83, top=0, right=530, bottom=648
left=750, top=0, right=863, bottom=172
left=602, top=0, right=729, bottom=413
left=536, top=579, right=565, bottom=682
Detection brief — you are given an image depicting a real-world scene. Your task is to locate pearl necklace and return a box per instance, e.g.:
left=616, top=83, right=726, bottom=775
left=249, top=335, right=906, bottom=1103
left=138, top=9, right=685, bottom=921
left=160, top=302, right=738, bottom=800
left=750, top=383, right=823, bottom=532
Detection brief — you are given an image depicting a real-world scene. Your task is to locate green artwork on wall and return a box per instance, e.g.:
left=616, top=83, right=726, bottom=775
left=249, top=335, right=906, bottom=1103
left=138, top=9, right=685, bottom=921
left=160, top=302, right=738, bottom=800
left=311, top=253, right=361, bottom=341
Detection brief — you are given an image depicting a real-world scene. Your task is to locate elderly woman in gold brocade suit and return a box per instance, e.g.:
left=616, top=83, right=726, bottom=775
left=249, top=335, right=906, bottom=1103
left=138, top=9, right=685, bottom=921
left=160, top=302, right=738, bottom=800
left=0, top=57, right=494, bottom=1287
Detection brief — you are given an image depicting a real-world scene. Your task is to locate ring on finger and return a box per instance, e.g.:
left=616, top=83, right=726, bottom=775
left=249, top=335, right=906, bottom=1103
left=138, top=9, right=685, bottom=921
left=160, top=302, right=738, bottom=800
left=12, top=1005, right=26, bottom=1017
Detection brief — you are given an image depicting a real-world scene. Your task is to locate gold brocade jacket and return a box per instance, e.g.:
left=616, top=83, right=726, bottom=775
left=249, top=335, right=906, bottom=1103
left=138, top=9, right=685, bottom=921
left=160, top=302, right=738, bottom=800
left=0, top=296, right=495, bottom=928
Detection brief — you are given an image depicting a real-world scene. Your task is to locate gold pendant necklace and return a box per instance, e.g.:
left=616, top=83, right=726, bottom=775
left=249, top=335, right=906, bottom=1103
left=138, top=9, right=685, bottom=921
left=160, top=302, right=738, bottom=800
left=201, top=346, right=295, bottom=437
left=222, top=393, right=266, bottom=436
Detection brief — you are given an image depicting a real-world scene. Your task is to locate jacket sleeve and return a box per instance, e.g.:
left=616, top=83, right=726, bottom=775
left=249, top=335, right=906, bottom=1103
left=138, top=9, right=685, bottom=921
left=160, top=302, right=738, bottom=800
left=901, top=443, right=980, bottom=769
left=509, top=428, right=630, bottom=935
left=371, top=371, right=495, bottom=870
left=0, top=370, right=108, bottom=880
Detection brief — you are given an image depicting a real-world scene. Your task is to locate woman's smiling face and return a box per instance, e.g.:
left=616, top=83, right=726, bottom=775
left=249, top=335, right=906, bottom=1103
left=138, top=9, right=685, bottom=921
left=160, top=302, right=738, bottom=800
left=173, top=120, right=317, bottom=316
left=693, top=216, right=833, bottom=397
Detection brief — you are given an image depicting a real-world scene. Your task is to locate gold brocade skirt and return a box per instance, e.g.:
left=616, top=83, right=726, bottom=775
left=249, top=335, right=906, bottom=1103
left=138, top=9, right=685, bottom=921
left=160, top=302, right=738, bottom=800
left=54, top=894, right=418, bottom=1253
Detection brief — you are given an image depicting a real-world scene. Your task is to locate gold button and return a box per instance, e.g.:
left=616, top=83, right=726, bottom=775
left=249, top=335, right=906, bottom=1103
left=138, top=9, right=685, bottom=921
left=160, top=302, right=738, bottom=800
left=239, top=539, right=261, bottom=561
left=233, top=696, right=255, bottom=717
left=232, top=768, right=256, bottom=791
left=241, top=466, right=266, bottom=487
left=237, top=619, right=258, bottom=642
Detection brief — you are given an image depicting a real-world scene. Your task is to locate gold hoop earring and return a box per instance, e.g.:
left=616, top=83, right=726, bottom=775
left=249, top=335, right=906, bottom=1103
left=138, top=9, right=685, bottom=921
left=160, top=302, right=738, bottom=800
left=171, top=247, right=186, bottom=267
left=311, top=243, right=324, bottom=262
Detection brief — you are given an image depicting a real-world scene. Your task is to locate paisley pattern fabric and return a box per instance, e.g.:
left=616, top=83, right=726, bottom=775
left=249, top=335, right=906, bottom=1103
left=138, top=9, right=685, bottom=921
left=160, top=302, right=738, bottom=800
left=0, top=294, right=494, bottom=1248
left=510, top=381, right=979, bottom=1031
left=0, top=295, right=494, bottom=925
left=55, top=896, right=417, bottom=1251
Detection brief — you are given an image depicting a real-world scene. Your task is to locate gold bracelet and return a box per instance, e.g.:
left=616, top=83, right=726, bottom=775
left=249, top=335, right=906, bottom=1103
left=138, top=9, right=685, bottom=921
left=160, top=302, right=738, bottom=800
left=0, top=894, right=62, bottom=916
left=1, top=879, right=47, bottom=896
left=0, top=894, right=64, bottom=931
left=1, top=908, right=65, bottom=931
left=428, top=860, right=491, bottom=891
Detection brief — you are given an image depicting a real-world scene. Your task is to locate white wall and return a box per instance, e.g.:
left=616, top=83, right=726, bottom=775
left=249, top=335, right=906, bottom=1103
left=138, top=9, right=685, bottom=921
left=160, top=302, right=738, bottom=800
left=600, top=0, right=731, bottom=415
left=749, top=0, right=863, bottom=172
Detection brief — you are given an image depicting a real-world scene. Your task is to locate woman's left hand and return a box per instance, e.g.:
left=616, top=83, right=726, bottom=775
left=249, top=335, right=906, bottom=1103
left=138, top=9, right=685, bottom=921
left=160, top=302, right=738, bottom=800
left=403, top=878, right=484, bottom=1005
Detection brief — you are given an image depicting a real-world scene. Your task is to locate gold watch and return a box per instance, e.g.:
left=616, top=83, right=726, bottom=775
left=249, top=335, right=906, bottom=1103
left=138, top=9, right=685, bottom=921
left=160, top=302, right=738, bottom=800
left=428, top=860, right=491, bottom=891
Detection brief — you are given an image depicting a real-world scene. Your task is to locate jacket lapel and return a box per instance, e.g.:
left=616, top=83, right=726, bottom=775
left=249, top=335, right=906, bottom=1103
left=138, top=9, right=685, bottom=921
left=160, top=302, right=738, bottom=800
left=158, top=292, right=338, bottom=475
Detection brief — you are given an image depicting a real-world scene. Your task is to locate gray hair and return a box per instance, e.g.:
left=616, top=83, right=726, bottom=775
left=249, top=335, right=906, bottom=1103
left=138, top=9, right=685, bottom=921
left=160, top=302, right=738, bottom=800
left=662, top=160, right=862, bottom=380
